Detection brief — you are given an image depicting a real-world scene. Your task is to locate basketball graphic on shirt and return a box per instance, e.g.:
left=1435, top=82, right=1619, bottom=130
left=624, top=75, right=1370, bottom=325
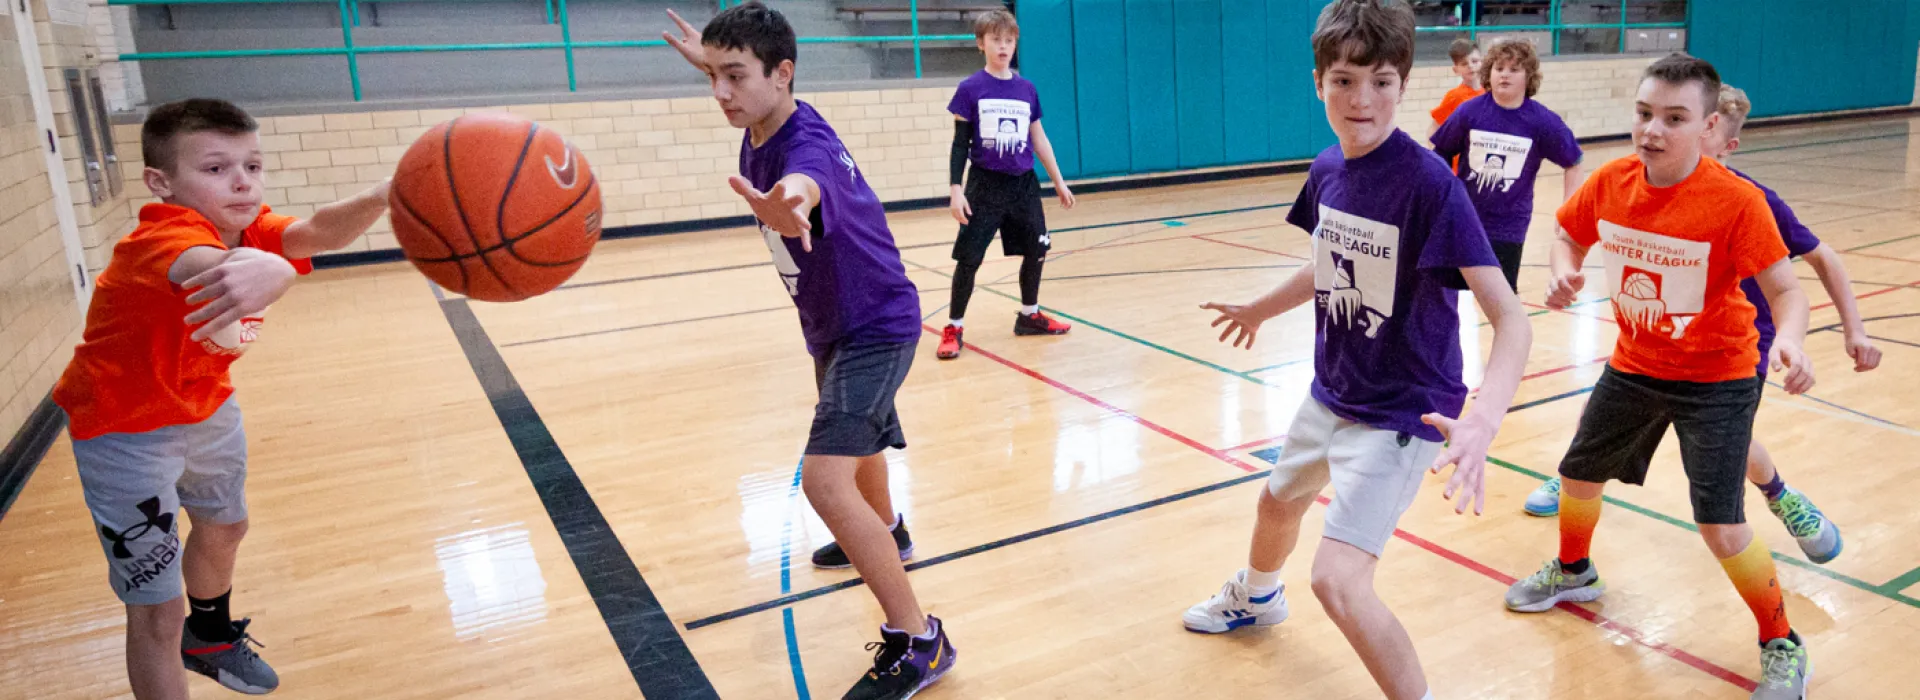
left=1467, top=130, right=1533, bottom=194
left=199, top=312, right=267, bottom=356
left=1598, top=221, right=1712, bottom=340
left=1313, top=205, right=1398, bottom=339
left=977, top=98, right=1031, bottom=157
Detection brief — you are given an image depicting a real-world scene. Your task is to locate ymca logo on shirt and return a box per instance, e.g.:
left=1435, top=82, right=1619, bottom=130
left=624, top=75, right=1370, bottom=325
left=1313, top=205, right=1397, bottom=338
left=1597, top=220, right=1711, bottom=339
left=762, top=223, right=802, bottom=296
left=976, top=98, right=1031, bottom=158
left=1467, top=130, right=1533, bottom=194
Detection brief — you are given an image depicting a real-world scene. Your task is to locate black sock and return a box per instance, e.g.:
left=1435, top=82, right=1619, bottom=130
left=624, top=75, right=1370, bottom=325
left=1559, top=558, right=1592, bottom=576
left=1018, top=255, right=1044, bottom=307
left=950, top=261, right=981, bottom=321
left=187, top=590, right=237, bottom=642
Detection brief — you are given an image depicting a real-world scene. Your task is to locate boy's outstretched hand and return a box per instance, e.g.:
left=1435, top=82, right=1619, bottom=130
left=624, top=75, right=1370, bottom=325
left=731, top=175, right=813, bottom=252
left=183, top=248, right=297, bottom=341
left=1420, top=411, right=1495, bottom=515
left=663, top=10, right=707, bottom=71
left=1201, top=302, right=1264, bottom=349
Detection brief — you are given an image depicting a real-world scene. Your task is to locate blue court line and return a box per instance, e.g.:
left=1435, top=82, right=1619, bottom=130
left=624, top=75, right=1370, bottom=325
left=437, top=299, right=719, bottom=697
left=1246, top=358, right=1312, bottom=374
left=779, top=461, right=811, bottom=699
left=1737, top=130, right=1911, bottom=156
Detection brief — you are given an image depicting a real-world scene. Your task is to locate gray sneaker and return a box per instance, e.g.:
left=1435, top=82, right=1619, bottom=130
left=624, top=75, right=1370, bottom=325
left=182, top=618, right=279, bottom=694
left=1768, top=487, right=1843, bottom=564
left=1504, top=560, right=1605, bottom=613
left=1753, top=634, right=1811, bottom=700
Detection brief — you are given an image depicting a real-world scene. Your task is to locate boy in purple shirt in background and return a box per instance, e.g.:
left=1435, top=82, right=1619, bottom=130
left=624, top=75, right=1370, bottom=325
left=665, top=5, right=955, bottom=698
left=1431, top=38, right=1584, bottom=291
left=1182, top=2, right=1531, bottom=698
left=937, top=9, right=1077, bottom=360
left=1524, top=84, right=1882, bottom=567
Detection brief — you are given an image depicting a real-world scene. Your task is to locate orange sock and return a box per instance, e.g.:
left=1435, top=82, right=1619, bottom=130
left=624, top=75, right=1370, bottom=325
left=1557, top=489, right=1602, bottom=565
left=1720, top=537, right=1792, bottom=641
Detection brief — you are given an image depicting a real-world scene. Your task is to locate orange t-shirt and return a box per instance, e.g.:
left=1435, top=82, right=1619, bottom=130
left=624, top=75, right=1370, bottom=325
left=53, top=203, right=312, bottom=440
left=1430, top=83, right=1486, bottom=126
left=1556, top=155, right=1788, bottom=383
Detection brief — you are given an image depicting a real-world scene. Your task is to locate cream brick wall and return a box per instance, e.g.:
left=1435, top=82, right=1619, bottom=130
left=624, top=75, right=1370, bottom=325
left=0, top=8, right=83, bottom=446
left=117, top=87, right=960, bottom=255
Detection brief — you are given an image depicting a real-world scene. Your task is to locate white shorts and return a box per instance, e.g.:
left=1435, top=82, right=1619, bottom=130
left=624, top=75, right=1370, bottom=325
left=1267, top=397, right=1441, bottom=557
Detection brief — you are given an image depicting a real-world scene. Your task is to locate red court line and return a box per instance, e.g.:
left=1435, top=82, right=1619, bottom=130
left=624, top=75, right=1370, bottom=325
left=1190, top=233, right=1312, bottom=261
left=944, top=326, right=1756, bottom=691
left=1812, top=278, right=1920, bottom=311
left=1222, top=434, right=1289, bottom=453
left=931, top=324, right=1262, bottom=474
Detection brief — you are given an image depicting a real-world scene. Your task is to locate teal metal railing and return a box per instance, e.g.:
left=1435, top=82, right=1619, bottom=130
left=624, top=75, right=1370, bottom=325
left=110, top=0, right=975, bottom=101
left=1413, top=0, right=1687, bottom=55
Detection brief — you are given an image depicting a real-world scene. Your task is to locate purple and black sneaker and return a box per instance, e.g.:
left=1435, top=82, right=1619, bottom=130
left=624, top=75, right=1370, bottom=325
left=842, top=615, right=955, bottom=700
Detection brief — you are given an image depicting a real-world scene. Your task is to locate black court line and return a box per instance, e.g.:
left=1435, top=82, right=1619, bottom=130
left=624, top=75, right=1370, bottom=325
left=1863, top=333, right=1920, bottom=350
left=681, top=470, right=1274, bottom=630
left=438, top=298, right=718, bottom=699
left=982, top=264, right=1299, bottom=286
left=1815, top=312, right=1920, bottom=333
left=501, top=306, right=792, bottom=348
left=682, top=376, right=1601, bottom=631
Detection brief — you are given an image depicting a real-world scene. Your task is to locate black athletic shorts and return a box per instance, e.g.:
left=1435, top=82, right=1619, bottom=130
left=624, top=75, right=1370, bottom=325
left=1491, top=240, right=1524, bottom=292
left=1558, top=365, right=1762, bottom=525
left=807, top=340, right=916, bottom=457
left=953, top=168, right=1049, bottom=266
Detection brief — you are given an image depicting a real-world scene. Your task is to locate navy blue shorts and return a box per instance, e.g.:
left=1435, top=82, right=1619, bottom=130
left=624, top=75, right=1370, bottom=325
left=808, top=340, right=916, bottom=457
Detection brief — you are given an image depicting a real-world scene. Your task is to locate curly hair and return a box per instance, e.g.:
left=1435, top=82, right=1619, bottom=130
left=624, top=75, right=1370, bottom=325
left=1477, top=38, right=1542, bottom=98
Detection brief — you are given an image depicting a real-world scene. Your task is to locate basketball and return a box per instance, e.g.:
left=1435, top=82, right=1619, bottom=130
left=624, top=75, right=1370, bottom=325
left=1621, top=271, right=1659, bottom=300
left=388, top=112, right=603, bottom=302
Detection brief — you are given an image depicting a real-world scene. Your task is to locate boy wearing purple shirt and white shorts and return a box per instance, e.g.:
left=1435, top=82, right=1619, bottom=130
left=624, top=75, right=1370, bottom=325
left=665, top=5, right=955, bottom=698
left=1183, top=2, right=1532, bottom=699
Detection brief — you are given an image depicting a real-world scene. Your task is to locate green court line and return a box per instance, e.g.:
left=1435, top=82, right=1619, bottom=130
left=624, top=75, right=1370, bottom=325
left=1880, top=565, right=1920, bottom=597
left=907, top=260, right=1269, bottom=385
left=908, top=215, right=1920, bottom=611
left=1848, top=232, right=1920, bottom=252
left=1486, top=457, right=1920, bottom=610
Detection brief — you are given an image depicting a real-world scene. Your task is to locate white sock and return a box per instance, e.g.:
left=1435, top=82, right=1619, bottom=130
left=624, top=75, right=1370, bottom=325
left=1020, top=304, right=1039, bottom=315
left=949, top=318, right=964, bottom=329
left=882, top=617, right=938, bottom=641
left=1244, top=567, right=1282, bottom=596
left=889, top=513, right=902, bottom=531
left=1421, top=691, right=1434, bottom=700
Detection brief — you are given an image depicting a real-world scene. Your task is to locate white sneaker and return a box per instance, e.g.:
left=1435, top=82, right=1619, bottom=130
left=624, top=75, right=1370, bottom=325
left=1182, top=569, right=1290, bottom=634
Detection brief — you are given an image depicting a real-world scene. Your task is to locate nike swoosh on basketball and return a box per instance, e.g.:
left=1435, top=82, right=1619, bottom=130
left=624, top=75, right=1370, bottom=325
left=546, top=147, right=579, bottom=189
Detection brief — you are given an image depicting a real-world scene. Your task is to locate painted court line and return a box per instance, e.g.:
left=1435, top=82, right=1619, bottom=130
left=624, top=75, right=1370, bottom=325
left=699, top=330, right=1759, bottom=691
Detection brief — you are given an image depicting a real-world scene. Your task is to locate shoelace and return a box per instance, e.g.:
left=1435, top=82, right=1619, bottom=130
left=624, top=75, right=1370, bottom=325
left=1774, top=494, right=1824, bottom=538
left=1541, top=479, right=1563, bottom=497
left=1524, top=561, right=1568, bottom=589
left=1759, top=643, right=1801, bottom=687
left=863, top=636, right=912, bottom=679
left=226, top=619, right=267, bottom=659
left=942, top=327, right=961, bottom=342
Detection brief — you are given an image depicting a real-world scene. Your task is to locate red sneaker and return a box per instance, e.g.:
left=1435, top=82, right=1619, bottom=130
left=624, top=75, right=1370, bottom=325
left=936, top=324, right=964, bottom=359
left=1014, top=310, right=1071, bottom=336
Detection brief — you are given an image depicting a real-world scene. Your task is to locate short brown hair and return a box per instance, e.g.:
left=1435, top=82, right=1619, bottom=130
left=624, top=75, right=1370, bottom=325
left=1312, top=0, right=1416, bottom=81
left=973, top=9, right=1017, bottom=40
left=1478, top=38, right=1543, bottom=98
left=141, top=98, right=257, bottom=173
left=1447, top=38, right=1478, bottom=65
left=1641, top=52, right=1721, bottom=115
left=1717, top=84, right=1752, bottom=136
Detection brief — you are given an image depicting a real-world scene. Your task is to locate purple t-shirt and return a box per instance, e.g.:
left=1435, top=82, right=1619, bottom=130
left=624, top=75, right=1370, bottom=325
left=1430, top=95, right=1583, bottom=243
left=1734, top=169, right=1822, bottom=372
left=740, top=101, right=922, bottom=356
left=1288, top=129, right=1501, bottom=442
left=947, top=70, right=1042, bottom=175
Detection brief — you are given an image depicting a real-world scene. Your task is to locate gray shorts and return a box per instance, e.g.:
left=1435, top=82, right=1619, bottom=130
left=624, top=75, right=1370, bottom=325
left=69, top=397, right=248, bottom=606
left=1266, top=397, right=1442, bottom=557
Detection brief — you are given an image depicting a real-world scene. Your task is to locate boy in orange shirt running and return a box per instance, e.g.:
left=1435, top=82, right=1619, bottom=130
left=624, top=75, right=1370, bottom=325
left=1502, top=55, right=1815, bottom=700
left=53, top=98, right=390, bottom=699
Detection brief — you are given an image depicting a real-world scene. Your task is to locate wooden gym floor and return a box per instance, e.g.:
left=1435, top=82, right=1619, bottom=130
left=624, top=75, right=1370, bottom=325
left=4, top=114, right=1920, bottom=699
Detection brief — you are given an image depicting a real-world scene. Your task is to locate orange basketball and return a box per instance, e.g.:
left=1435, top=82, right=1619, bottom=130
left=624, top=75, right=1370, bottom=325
left=388, top=112, right=603, bottom=302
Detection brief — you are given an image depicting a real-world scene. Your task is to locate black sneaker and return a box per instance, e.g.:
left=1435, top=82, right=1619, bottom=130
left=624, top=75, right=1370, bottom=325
left=842, top=616, right=956, bottom=700
left=811, top=515, right=914, bottom=569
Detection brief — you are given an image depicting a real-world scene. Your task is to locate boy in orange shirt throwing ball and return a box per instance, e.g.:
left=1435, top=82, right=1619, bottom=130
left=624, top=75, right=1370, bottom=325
left=53, top=98, right=390, bottom=699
